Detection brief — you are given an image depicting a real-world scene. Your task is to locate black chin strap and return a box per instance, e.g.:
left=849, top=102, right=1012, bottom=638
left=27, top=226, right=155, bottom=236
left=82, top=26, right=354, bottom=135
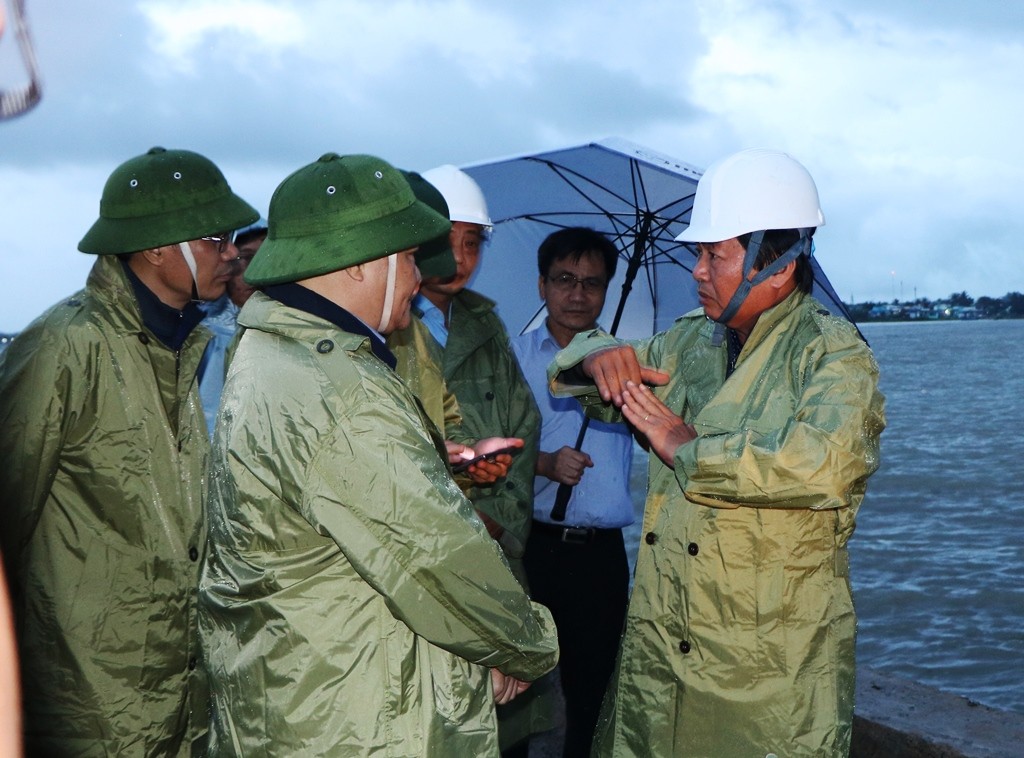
left=709, top=230, right=812, bottom=346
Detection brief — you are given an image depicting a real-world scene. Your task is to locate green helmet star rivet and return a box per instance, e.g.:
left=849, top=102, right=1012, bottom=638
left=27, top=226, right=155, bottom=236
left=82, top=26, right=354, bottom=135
left=78, top=147, right=258, bottom=255
left=245, top=153, right=451, bottom=286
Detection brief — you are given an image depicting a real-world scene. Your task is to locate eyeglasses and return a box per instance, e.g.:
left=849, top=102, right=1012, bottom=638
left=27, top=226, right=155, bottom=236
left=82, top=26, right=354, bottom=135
left=546, top=272, right=607, bottom=294
left=200, top=233, right=233, bottom=254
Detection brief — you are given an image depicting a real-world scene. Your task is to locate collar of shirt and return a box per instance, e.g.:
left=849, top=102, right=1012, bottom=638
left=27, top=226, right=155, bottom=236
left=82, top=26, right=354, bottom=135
left=413, top=293, right=450, bottom=348
left=264, top=282, right=397, bottom=370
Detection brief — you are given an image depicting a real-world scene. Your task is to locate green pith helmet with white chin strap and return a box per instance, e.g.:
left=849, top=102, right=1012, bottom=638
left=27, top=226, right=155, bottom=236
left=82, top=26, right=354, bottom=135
left=245, top=153, right=451, bottom=332
left=675, top=148, right=825, bottom=343
left=78, top=146, right=258, bottom=302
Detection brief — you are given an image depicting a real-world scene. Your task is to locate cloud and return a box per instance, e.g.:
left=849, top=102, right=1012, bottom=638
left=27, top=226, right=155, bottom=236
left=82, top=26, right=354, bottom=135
left=139, top=1, right=304, bottom=75
left=682, top=0, right=1024, bottom=302
left=1, top=0, right=1023, bottom=329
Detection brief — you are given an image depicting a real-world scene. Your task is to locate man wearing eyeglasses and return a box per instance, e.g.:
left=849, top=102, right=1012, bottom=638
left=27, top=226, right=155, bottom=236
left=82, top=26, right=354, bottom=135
left=0, top=146, right=257, bottom=756
left=510, top=227, right=635, bottom=758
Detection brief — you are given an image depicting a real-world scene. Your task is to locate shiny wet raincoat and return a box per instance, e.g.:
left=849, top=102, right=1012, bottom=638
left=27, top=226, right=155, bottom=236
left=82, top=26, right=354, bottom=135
left=436, top=290, right=541, bottom=562
left=392, top=296, right=554, bottom=749
left=0, top=255, right=212, bottom=756
left=551, top=291, right=885, bottom=757
left=199, top=293, right=558, bottom=756
left=389, top=313, right=467, bottom=443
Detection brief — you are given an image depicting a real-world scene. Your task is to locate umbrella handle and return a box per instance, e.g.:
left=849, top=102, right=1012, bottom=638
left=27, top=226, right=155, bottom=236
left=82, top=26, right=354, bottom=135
left=548, top=416, right=591, bottom=522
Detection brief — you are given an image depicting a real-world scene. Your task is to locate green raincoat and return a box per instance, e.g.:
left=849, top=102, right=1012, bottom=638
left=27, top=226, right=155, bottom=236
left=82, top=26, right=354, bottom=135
left=0, top=255, right=212, bottom=756
left=199, top=293, right=558, bottom=757
left=550, top=291, right=885, bottom=757
left=391, top=297, right=555, bottom=749
left=435, top=290, right=541, bottom=561
left=392, top=296, right=555, bottom=749
left=389, top=313, right=467, bottom=442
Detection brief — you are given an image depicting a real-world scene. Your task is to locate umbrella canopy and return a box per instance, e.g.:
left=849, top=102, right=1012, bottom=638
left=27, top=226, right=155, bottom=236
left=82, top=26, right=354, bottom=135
left=462, top=137, right=853, bottom=340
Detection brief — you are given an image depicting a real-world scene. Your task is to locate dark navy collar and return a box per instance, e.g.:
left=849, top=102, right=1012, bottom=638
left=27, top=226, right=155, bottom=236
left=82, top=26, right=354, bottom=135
left=121, top=259, right=204, bottom=351
left=264, top=282, right=397, bottom=370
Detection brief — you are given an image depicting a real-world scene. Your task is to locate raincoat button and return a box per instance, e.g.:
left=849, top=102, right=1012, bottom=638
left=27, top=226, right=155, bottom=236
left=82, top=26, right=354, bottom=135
left=188, top=656, right=197, bottom=671
left=137, top=331, right=150, bottom=345
left=316, top=339, right=334, bottom=354
left=485, top=391, right=495, bottom=400
left=679, top=640, right=691, bottom=654
left=645, top=532, right=657, bottom=545
left=189, top=546, right=199, bottom=561
left=688, top=542, right=699, bottom=555
left=505, top=481, right=515, bottom=490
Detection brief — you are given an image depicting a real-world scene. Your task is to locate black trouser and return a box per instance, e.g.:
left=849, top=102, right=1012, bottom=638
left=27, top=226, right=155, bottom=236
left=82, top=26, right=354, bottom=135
left=522, top=521, right=630, bottom=758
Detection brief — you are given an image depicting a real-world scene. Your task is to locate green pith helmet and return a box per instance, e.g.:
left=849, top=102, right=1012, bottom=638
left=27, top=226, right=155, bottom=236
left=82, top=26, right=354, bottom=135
left=401, top=170, right=455, bottom=279
left=245, top=153, right=451, bottom=286
left=78, top=147, right=259, bottom=255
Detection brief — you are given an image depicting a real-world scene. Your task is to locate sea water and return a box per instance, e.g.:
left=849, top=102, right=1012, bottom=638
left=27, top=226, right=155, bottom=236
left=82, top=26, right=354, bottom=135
left=852, top=319, right=1024, bottom=714
left=624, top=319, right=1024, bottom=714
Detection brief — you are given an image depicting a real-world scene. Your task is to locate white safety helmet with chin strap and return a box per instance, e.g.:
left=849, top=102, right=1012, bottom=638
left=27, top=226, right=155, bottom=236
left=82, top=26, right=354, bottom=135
left=420, top=164, right=492, bottom=230
left=676, top=148, right=825, bottom=340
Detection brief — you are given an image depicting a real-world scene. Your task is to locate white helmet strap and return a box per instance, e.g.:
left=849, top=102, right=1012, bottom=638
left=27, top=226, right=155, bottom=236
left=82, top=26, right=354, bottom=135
left=178, top=241, right=201, bottom=302
left=377, top=253, right=398, bottom=333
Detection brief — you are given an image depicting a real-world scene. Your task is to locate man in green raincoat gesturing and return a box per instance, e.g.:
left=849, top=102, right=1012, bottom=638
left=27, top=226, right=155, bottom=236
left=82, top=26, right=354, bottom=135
left=199, top=153, right=558, bottom=756
left=550, top=149, right=885, bottom=757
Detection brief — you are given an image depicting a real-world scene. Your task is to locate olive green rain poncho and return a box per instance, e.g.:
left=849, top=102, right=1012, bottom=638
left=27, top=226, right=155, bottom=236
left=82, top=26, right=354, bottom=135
left=550, top=291, right=886, bottom=757
left=0, top=147, right=258, bottom=756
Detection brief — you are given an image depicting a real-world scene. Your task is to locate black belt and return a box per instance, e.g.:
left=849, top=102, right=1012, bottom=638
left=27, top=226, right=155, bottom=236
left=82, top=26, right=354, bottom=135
left=531, top=520, right=619, bottom=545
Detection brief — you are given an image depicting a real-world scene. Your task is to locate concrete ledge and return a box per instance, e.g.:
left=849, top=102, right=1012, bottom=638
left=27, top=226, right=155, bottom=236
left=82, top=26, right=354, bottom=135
left=853, top=666, right=1024, bottom=757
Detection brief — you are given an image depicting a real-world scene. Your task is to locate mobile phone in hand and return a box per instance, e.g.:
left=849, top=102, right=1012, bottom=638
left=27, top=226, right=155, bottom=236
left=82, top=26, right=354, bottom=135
left=451, top=445, right=519, bottom=473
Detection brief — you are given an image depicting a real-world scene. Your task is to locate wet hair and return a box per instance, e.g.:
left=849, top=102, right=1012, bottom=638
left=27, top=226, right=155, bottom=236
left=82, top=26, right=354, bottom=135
left=738, top=228, right=815, bottom=294
left=537, top=227, right=618, bottom=281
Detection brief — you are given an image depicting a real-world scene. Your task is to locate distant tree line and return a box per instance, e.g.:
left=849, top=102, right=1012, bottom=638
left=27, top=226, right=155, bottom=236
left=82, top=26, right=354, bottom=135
left=847, top=291, right=1024, bottom=322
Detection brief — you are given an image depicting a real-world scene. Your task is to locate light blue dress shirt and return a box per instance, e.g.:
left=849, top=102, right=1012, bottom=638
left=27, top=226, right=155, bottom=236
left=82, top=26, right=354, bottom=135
left=413, top=293, right=449, bottom=347
left=197, top=295, right=239, bottom=439
left=511, top=321, right=634, bottom=528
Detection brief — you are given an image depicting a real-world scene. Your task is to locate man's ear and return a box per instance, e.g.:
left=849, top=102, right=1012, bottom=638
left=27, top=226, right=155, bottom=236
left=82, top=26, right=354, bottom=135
left=770, top=259, right=798, bottom=290
left=344, top=262, right=366, bottom=282
left=537, top=275, right=546, bottom=302
left=139, top=246, right=169, bottom=267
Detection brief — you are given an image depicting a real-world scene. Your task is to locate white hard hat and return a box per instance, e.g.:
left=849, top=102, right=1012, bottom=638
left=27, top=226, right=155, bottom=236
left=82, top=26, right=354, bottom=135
left=676, top=149, right=825, bottom=243
left=421, top=164, right=492, bottom=229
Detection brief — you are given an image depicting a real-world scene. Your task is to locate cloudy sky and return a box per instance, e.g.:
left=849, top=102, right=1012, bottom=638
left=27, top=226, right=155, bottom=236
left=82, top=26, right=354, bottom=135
left=1, top=0, right=1022, bottom=332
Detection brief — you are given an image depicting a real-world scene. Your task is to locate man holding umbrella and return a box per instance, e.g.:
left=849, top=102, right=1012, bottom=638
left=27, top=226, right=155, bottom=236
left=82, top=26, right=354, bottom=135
left=549, top=149, right=886, bottom=757
left=510, top=227, right=635, bottom=758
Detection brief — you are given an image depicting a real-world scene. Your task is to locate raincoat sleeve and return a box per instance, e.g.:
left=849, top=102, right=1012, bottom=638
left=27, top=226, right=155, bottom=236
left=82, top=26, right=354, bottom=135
left=677, top=335, right=885, bottom=510
left=465, top=344, right=540, bottom=558
left=546, top=328, right=661, bottom=424
left=299, top=393, right=558, bottom=681
left=0, top=314, right=79, bottom=563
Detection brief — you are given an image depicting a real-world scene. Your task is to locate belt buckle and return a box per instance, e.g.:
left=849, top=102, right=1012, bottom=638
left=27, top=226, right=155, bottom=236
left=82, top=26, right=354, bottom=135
left=561, top=526, right=591, bottom=544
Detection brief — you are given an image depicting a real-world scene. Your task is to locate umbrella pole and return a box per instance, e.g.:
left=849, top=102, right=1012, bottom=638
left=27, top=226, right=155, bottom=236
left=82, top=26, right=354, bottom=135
left=549, top=215, right=651, bottom=521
